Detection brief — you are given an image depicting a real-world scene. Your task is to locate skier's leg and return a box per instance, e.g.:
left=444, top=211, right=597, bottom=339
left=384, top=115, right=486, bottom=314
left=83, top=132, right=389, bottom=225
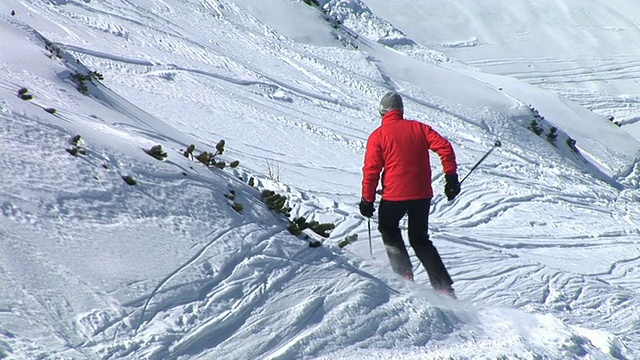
left=378, top=200, right=413, bottom=280
left=406, top=199, right=454, bottom=291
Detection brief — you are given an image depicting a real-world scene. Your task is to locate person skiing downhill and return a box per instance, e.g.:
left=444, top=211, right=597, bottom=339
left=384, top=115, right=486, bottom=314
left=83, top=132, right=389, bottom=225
left=359, top=91, right=460, bottom=298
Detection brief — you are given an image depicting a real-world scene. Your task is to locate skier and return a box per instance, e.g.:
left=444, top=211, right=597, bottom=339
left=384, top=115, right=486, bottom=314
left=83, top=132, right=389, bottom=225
left=359, top=91, right=460, bottom=298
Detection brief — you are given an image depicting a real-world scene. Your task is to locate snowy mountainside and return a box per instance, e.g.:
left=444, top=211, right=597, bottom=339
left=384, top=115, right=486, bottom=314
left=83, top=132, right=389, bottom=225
left=320, top=0, right=640, bottom=178
left=1, top=0, right=640, bottom=359
left=353, top=0, right=640, bottom=136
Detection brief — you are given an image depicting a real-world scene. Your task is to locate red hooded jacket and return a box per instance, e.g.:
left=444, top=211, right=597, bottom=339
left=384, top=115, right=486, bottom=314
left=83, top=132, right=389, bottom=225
left=361, top=110, right=457, bottom=203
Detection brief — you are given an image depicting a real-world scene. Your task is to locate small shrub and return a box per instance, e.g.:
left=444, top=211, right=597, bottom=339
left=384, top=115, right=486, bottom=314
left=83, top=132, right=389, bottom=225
left=89, top=70, right=104, bottom=80
left=607, top=116, right=622, bottom=127
left=265, top=160, right=281, bottom=181
left=546, top=127, right=558, bottom=144
left=248, top=177, right=255, bottom=187
left=262, top=190, right=291, bottom=217
left=261, top=189, right=336, bottom=241
left=70, top=135, right=83, bottom=146
left=529, top=120, right=543, bottom=136
left=308, top=241, right=322, bottom=248
left=287, top=223, right=302, bottom=236
left=44, top=108, right=56, bottom=114
left=215, top=140, right=225, bottom=155
left=189, top=140, right=232, bottom=167
left=122, top=175, right=137, bottom=186
left=70, top=70, right=103, bottom=95
left=308, top=220, right=335, bottom=238
left=44, top=39, right=63, bottom=59
left=232, top=202, right=243, bottom=212
left=183, top=144, right=196, bottom=158
left=230, top=160, right=240, bottom=168
left=338, top=234, right=358, bottom=248
left=195, top=151, right=215, bottom=166
left=288, top=216, right=335, bottom=238
left=144, top=145, right=168, bottom=161
left=70, top=73, right=90, bottom=94
left=18, top=88, right=28, bottom=96
left=292, top=216, right=308, bottom=229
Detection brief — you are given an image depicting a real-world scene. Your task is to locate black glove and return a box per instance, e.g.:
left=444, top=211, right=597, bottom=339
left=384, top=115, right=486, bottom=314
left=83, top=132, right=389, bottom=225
left=444, top=174, right=461, bottom=201
left=359, top=198, right=375, bottom=218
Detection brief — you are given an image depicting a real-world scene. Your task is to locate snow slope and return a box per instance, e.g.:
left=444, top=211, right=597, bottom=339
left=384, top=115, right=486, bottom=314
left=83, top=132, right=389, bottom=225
left=357, top=0, right=640, bottom=127
left=1, top=0, right=640, bottom=359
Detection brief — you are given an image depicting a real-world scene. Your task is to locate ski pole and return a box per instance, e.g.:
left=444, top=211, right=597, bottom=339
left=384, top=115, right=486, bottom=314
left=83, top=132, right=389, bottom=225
left=460, top=139, right=502, bottom=184
left=367, top=218, right=373, bottom=257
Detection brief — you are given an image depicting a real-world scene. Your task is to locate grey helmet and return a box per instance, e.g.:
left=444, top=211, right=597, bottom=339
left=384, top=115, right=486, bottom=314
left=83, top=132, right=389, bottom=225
left=379, top=91, right=404, bottom=116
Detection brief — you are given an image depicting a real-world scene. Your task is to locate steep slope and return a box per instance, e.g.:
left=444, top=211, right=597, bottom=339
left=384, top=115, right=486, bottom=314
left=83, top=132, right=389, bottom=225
left=349, top=0, right=640, bottom=135
left=1, top=1, right=640, bottom=359
left=321, top=0, right=640, bottom=178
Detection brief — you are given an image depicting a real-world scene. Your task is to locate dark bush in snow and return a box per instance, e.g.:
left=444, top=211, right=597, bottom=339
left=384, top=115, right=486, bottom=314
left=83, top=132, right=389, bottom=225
left=145, top=145, right=168, bottom=161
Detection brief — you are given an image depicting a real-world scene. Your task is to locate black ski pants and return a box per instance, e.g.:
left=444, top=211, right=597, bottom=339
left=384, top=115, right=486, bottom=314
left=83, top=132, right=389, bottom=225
left=377, top=198, right=453, bottom=290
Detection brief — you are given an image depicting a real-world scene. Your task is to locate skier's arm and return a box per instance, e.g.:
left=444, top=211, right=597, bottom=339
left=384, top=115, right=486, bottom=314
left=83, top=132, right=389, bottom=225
left=361, top=131, right=383, bottom=203
left=425, top=126, right=457, bottom=175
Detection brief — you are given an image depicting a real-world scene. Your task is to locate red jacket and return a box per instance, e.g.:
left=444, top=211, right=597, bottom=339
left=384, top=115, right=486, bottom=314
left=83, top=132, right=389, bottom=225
left=361, top=110, right=457, bottom=202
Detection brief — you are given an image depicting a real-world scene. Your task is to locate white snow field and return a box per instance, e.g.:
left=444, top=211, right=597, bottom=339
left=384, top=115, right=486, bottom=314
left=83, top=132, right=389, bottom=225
left=1, top=0, right=640, bottom=359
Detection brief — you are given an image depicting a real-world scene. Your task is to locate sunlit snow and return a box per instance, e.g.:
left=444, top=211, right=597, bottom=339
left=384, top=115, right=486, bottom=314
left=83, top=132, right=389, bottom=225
left=1, top=0, right=640, bottom=359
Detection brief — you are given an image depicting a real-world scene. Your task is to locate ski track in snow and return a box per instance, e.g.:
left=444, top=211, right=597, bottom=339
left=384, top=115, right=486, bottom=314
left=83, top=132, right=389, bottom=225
left=466, top=54, right=640, bottom=123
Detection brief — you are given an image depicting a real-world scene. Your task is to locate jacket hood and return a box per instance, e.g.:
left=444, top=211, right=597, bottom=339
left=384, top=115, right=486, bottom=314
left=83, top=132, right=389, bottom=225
left=381, top=109, right=404, bottom=125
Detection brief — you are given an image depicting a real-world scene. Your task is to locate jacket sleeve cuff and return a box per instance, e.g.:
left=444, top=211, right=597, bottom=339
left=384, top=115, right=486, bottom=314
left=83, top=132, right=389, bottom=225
left=361, top=195, right=375, bottom=203
left=444, top=173, right=459, bottom=182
